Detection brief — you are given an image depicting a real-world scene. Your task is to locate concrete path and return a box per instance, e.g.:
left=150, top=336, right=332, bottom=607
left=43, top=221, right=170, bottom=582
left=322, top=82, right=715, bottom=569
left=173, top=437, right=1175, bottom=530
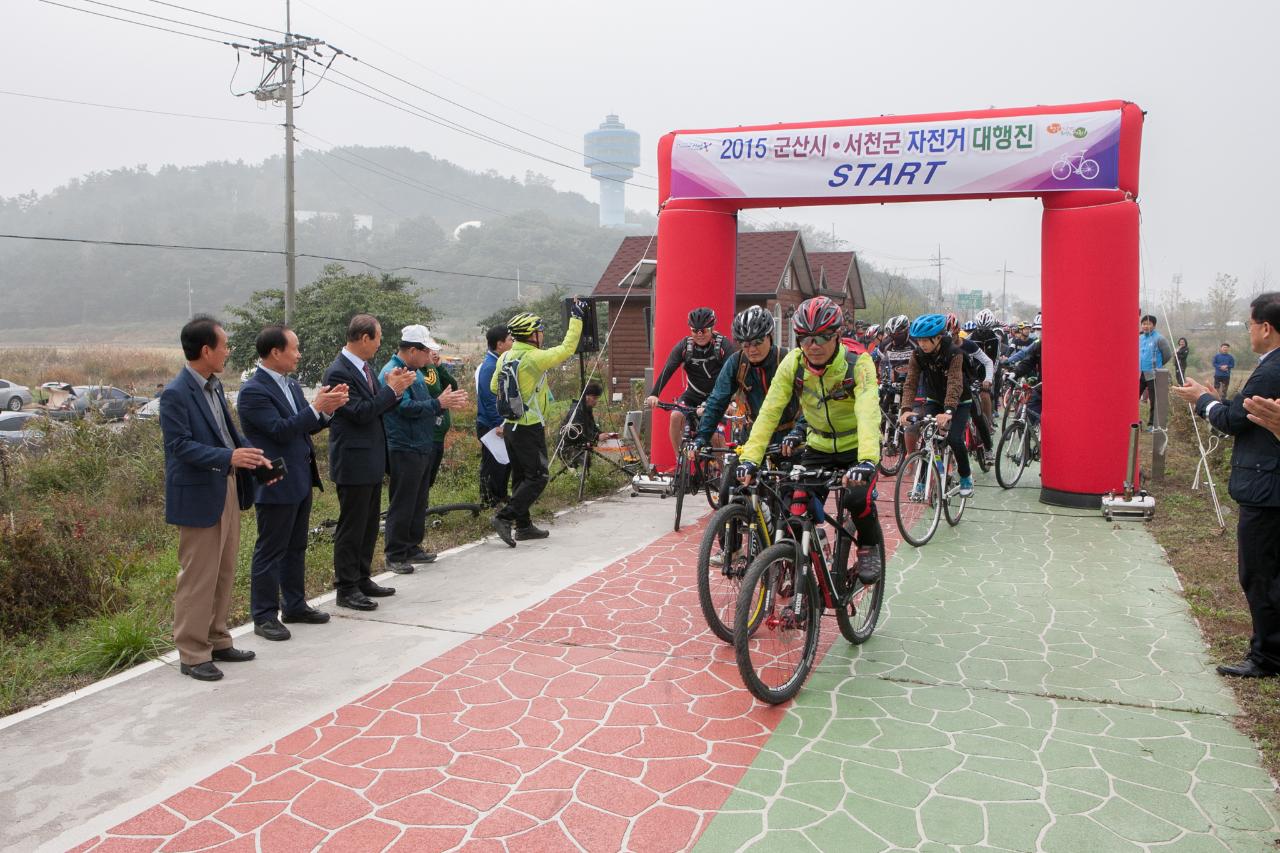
left=4, top=468, right=1280, bottom=852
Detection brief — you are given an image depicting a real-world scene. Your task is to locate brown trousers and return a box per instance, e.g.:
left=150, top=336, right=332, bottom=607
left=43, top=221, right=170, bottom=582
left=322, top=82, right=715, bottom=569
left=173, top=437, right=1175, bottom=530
left=174, top=473, right=241, bottom=665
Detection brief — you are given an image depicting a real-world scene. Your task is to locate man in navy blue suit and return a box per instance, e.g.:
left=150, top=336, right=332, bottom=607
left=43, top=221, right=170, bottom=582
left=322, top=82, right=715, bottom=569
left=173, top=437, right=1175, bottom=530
left=161, top=315, right=274, bottom=682
left=1174, top=291, right=1280, bottom=679
left=238, top=325, right=350, bottom=641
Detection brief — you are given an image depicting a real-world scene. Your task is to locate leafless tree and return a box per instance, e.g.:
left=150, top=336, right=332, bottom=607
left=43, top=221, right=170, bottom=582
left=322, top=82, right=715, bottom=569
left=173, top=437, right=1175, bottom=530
left=1208, top=273, right=1239, bottom=329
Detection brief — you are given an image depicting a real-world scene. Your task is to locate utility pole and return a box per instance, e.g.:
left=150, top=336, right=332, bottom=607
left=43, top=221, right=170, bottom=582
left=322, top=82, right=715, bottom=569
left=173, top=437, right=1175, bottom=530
left=187, top=278, right=193, bottom=318
left=996, top=261, right=1012, bottom=321
left=930, top=245, right=950, bottom=306
left=516, top=266, right=522, bottom=301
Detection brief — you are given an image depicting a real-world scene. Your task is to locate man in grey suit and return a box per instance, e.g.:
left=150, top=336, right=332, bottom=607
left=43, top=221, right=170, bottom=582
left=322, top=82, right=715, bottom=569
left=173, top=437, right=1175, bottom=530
left=322, top=314, right=414, bottom=611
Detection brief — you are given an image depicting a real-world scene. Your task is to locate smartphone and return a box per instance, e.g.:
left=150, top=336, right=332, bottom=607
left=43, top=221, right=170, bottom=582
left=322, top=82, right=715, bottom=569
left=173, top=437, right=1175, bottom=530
left=253, top=457, right=287, bottom=483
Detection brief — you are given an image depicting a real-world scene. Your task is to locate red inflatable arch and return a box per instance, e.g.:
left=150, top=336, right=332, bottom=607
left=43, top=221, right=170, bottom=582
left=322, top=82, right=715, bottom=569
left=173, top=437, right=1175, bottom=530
left=652, top=99, right=1144, bottom=507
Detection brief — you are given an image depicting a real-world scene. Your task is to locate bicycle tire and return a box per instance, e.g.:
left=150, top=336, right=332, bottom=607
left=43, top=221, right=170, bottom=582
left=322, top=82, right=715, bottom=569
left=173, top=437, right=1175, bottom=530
left=1000, top=390, right=1018, bottom=433
left=944, top=448, right=967, bottom=526
left=878, top=425, right=905, bottom=476
left=703, top=454, right=726, bottom=510
left=834, top=533, right=886, bottom=644
left=673, top=456, right=689, bottom=531
left=734, top=541, right=821, bottom=705
left=995, top=420, right=1029, bottom=488
left=697, top=502, right=767, bottom=644
left=894, top=450, right=942, bottom=547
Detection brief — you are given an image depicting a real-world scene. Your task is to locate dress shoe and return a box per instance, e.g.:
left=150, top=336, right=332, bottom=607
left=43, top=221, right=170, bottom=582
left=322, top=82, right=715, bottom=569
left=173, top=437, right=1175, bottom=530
left=180, top=661, right=223, bottom=681
left=212, top=646, right=256, bottom=663
left=1216, top=659, right=1279, bottom=678
left=386, top=561, right=416, bottom=575
left=410, top=549, right=437, bottom=564
left=514, top=523, right=550, bottom=541
left=254, top=620, right=291, bottom=642
left=359, top=580, right=395, bottom=597
left=282, top=607, right=330, bottom=624
left=491, top=516, right=516, bottom=547
left=337, top=591, right=378, bottom=611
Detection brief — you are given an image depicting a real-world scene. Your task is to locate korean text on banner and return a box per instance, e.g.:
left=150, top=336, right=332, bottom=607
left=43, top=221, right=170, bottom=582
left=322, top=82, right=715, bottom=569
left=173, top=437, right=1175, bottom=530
left=669, top=110, right=1122, bottom=201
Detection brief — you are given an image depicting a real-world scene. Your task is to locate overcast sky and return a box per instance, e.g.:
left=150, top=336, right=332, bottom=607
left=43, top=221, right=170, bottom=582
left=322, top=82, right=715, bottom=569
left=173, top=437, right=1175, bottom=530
left=2, top=0, right=1275, bottom=308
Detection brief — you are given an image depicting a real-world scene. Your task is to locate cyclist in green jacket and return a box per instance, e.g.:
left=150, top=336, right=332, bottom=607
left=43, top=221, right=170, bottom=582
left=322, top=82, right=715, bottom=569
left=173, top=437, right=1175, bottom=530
left=488, top=300, right=585, bottom=546
left=736, top=296, right=884, bottom=583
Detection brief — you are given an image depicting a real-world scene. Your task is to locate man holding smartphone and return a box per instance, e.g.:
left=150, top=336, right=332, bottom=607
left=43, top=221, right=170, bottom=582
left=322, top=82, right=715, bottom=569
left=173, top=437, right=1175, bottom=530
left=238, top=325, right=350, bottom=641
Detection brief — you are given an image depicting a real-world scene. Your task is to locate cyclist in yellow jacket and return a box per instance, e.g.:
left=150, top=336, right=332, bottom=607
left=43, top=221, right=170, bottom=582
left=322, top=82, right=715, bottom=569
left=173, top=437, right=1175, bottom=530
left=488, top=300, right=585, bottom=546
left=736, top=296, right=884, bottom=583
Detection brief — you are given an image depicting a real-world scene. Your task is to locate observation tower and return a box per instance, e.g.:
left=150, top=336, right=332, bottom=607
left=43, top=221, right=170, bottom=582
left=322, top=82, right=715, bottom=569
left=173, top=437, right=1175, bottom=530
left=584, top=114, right=641, bottom=228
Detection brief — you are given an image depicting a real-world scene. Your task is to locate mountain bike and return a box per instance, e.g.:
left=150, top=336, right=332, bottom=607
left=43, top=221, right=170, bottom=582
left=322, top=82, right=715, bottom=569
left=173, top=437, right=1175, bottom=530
left=656, top=401, right=730, bottom=531
left=733, top=464, right=885, bottom=704
left=996, top=381, right=1042, bottom=488
left=892, top=415, right=968, bottom=547
left=696, top=444, right=792, bottom=643
left=877, top=381, right=907, bottom=476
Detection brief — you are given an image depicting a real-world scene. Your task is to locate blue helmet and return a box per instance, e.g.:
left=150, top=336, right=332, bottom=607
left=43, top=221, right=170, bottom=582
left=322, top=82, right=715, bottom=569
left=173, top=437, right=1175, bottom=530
left=962, top=320, right=977, bottom=332
left=909, top=314, right=947, bottom=339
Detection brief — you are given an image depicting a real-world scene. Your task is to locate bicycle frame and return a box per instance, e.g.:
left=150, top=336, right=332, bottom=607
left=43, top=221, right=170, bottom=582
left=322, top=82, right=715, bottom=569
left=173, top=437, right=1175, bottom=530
left=759, top=467, right=854, bottom=614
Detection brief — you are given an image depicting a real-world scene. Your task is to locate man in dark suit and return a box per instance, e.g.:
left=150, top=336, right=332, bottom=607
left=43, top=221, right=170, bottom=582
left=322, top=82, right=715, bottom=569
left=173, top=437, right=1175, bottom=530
left=161, top=315, right=273, bottom=682
left=323, top=314, right=414, bottom=611
left=238, top=325, right=350, bottom=641
left=1173, top=291, right=1280, bottom=679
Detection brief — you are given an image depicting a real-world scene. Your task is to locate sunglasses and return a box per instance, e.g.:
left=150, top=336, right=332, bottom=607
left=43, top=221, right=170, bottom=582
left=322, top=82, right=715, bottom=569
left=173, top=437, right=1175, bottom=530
left=798, top=333, right=836, bottom=346
left=690, top=326, right=713, bottom=334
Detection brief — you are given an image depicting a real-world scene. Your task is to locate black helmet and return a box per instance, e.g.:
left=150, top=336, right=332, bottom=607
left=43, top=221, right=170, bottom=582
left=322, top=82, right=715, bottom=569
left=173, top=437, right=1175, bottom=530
left=688, top=307, right=716, bottom=331
left=732, top=306, right=774, bottom=342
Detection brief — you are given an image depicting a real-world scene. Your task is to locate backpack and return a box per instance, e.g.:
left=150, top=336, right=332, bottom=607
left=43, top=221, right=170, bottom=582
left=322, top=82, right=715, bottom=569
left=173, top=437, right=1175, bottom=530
left=732, top=348, right=797, bottom=433
left=684, top=333, right=730, bottom=373
left=793, top=348, right=862, bottom=403
left=495, top=356, right=526, bottom=420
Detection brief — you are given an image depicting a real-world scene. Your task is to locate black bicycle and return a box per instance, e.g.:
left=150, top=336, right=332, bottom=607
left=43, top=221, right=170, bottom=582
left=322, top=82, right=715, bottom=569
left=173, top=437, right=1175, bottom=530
left=996, top=379, right=1042, bottom=488
left=733, top=464, right=886, bottom=705
left=656, top=401, right=731, bottom=531
left=878, top=380, right=907, bottom=476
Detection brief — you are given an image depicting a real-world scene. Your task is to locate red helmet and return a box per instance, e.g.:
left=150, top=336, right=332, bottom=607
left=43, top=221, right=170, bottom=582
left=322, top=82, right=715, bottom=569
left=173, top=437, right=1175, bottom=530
left=792, top=297, right=844, bottom=338
left=943, top=312, right=959, bottom=334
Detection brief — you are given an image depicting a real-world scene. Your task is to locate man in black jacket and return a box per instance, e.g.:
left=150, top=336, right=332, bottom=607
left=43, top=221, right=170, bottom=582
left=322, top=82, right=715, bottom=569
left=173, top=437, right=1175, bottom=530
left=322, top=315, right=414, bottom=611
left=1173, top=292, right=1280, bottom=678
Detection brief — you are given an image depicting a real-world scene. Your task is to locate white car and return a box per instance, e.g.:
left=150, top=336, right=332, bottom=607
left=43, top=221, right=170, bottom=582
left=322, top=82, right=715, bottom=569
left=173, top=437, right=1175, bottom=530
left=0, top=378, right=33, bottom=411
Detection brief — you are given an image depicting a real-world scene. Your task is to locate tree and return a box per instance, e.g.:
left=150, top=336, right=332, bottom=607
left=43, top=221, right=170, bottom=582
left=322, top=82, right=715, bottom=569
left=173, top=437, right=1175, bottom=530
left=225, top=264, right=437, bottom=384
left=478, top=287, right=571, bottom=344
left=1207, top=272, right=1239, bottom=329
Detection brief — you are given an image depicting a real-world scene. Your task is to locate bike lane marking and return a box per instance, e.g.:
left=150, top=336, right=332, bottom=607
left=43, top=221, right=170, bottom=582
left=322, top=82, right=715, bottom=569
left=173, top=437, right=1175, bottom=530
left=70, top=503, right=907, bottom=853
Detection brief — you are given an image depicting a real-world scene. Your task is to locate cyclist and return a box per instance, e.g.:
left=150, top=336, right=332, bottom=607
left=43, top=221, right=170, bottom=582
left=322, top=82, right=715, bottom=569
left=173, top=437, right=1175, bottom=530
left=945, top=313, right=995, bottom=463
left=1009, top=322, right=1033, bottom=353
left=696, top=306, right=798, bottom=452
left=968, top=308, right=1006, bottom=429
left=645, top=307, right=735, bottom=466
left=735, top=296, right=884, bottom=584
left=1005, top=330, right=1042, bottom=425
left=899, top=313, right=977, bottom=497
left=878, top=315, right=913, bottom=385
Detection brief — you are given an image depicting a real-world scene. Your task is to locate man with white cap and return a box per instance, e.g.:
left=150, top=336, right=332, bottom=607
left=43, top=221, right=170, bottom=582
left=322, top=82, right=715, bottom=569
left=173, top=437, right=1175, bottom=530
left=379, top=324, right=468, bottom=574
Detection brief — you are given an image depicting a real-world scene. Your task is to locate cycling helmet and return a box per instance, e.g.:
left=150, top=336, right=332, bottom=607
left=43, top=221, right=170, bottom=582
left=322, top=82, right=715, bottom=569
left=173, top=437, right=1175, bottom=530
left=1032, top=312, right=1042, bottom=330
left=687, top=307, right=716, bottom=331
left=792, top=296, right=844, bottom=337
left=975, top=308, right=996, bottom=328
left=506, top=312, right=545, bottom=340
left=943, top=312, right=960, bottom=335
left=884, top=314, right=910, bottom=336
left=866, top=324, right=881, bottom=338
left=909, top=313, right=948, bottom=339
left=731, top=305, right=774, bottom=342
left=962, top=320, right=977, bottom=332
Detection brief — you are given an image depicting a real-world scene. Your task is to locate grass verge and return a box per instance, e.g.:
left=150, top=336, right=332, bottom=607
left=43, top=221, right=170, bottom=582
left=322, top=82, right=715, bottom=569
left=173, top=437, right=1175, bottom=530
left=1146, top=400, right=1280, bottom=783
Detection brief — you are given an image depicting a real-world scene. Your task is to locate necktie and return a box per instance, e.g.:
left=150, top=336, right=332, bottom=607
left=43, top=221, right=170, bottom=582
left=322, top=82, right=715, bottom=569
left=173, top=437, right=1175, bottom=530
left=363, top=361, right=377, bottom=392
left=204, top=377, right=234, bottom=449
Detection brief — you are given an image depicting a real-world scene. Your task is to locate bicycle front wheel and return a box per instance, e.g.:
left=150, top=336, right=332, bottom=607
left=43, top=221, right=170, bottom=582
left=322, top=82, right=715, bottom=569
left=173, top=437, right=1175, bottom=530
left=704, top=453, right=729, bottom=510
left=944, top=449, right=967, bottom=526
left=835, top=534, right=886, bottom=644
left=673, top=458, right=689, bottom=531
left=734, top=542, right=820, bottom=705
left=697, top=502, right=767, bottom=644
left=894, top=450, right=942, bottom=547
left=878, top=424, right=905, bottom=476
left=995, top=421, right=1029, bottom=488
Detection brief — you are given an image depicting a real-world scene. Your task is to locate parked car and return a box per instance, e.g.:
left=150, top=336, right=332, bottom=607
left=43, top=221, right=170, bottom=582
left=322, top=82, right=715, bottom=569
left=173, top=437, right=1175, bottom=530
left=0, top=379, right=33, bottom=411
left=43, top=385, right=150, bottom=421
left=0, top=411, right=43, bottom=448
left=133, top=398, right=161, bottom=421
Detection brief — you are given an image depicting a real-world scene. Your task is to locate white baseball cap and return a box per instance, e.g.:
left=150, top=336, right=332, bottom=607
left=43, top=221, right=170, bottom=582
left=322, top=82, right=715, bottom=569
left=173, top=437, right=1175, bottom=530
left=400, top=324, right=442, bottom=351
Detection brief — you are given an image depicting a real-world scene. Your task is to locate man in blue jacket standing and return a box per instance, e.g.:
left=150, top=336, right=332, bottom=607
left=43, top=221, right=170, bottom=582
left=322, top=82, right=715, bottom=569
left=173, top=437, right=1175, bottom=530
left=1173, top=292, right=1280, bottom=679
left=381, top=325, right=468, bottom=574
left=1139, top=314, right=1174, bottom=429
left=237, top=325, right=349, bottom=642
left=476, top=324, right=513, bottom=508
left=1212, top=343, right=1236, bottom=400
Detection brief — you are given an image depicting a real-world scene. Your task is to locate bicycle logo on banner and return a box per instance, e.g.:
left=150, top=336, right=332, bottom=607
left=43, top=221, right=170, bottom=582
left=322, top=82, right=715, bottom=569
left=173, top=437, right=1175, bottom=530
left=1050, top=151, right=1100, bottom=181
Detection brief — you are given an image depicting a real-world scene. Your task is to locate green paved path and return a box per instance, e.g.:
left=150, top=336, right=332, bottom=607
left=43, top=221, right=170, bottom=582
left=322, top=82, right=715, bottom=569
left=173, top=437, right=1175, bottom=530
left=697, top=475, right=1280, bottom=852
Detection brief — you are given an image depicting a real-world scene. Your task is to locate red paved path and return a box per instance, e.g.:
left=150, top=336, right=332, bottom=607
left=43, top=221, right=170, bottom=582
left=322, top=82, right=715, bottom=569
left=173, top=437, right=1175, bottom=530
left=73, top=508, right=903, bottom=853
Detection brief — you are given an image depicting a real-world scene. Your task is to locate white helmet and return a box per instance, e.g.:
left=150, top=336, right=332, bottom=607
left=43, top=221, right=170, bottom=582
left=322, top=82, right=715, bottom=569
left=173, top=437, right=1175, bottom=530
left=975, top=309, right=996, bottom=328
left=1032, top=312, right=1042, bottom=330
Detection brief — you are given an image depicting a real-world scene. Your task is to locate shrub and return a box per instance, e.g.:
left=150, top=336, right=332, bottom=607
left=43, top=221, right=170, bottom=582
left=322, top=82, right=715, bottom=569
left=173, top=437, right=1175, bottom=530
left=0, top=519, right=121, bottom=636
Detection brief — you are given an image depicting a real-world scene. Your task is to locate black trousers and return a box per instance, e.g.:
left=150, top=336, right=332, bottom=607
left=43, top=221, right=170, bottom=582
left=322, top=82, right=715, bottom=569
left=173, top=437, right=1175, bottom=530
left=333, top=483, right=381, bottom=593
left=385, top=449, right=434, bottom=562
left=477, top=424, right=511, bottom=506
left=499, top=423, right=548, bottom=528
left=1139, top=374, right=1156, bottom=425
left=1237, top=504, right=1280, bottom=671
left=250, top=495, right=312, bottom=624
left=426, top=438, right=445, bottom=490
left=798, top=448, right=883, bottom=546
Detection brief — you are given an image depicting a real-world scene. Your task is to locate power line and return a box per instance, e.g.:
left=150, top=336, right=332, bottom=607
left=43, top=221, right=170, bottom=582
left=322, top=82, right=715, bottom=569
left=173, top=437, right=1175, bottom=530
left=65, top=0, right=266, bottom=41
left=0, top=87, right=280, bottom=125
left=139, top=0, right=289, bottom=36
left=0, top=232, right=598, bottom=291
left=37, top=0, right=235, bottom=44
